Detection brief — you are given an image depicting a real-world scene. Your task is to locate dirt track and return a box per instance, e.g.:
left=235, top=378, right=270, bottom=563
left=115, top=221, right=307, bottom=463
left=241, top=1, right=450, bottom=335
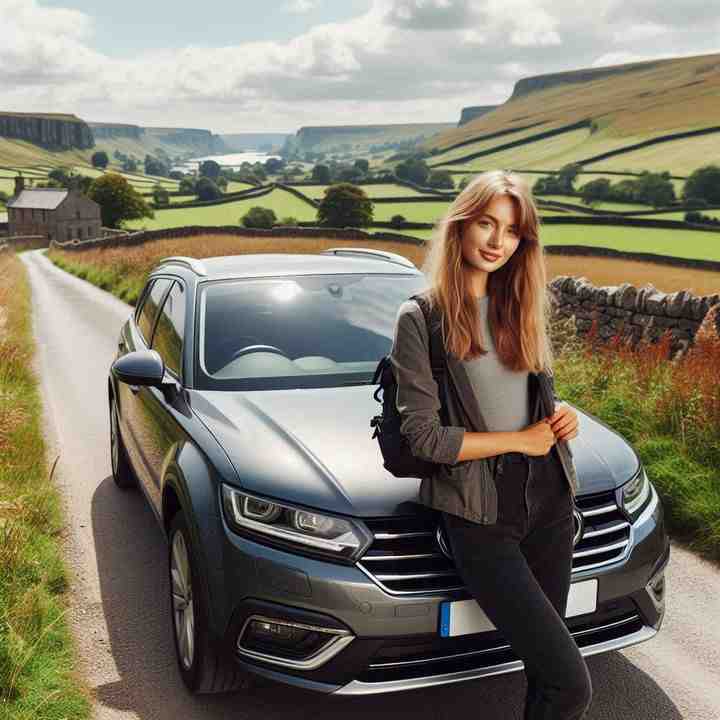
left=20, top=248, right=720, bottom=719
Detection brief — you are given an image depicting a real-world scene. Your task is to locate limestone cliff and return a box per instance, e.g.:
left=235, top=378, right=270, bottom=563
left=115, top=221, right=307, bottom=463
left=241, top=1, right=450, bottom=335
left=0, top=112, right=94, bottom=150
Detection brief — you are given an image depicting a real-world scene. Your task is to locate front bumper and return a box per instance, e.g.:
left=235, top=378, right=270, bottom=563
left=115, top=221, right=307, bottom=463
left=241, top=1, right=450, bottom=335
left=218, top=483, right=669, bottom=695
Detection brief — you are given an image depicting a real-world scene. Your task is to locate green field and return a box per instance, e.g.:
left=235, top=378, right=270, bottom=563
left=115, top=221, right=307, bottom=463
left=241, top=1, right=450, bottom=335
left=295, top=183, right=441, bottom=199
left=125, top=187, right=317, bottom=230
left=390, top=223, right=720, bottom=261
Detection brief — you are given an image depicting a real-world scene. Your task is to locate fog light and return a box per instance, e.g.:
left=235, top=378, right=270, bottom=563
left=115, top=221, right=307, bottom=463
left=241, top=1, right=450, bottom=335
left=236, top=614, right=354, bottom=670
left=645, top=568, right=666, bottom=613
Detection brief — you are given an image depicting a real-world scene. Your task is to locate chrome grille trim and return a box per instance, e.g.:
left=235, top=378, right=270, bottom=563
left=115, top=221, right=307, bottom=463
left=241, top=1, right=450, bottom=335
left=358, top=490, right=635, bottom=595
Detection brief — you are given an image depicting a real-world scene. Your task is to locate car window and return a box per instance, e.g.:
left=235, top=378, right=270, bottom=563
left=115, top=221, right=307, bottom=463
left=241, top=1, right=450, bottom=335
left=137, top=278, right=172, bottom=345
left=151, top=281, right=185, bottom=379
left=195, top=273, right=428, bottom=391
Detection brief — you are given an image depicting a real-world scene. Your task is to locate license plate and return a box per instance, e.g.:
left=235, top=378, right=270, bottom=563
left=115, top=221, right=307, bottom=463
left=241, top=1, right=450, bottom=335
left=439, top=579, right=598, bottom=637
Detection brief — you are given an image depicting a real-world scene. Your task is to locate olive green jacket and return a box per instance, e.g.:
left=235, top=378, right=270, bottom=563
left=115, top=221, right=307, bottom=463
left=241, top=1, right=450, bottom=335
left=389, top=294, right=579, bottom=525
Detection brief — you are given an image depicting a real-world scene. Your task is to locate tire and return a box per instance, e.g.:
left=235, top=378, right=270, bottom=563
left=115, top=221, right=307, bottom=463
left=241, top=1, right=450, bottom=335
left=168, top=511, right=254, bottom=694
left=110, top=395, right=137, bottom=489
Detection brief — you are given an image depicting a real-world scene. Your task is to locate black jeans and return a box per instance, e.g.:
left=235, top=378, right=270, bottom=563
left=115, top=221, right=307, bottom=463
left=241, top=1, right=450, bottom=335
left=441, top=446, right=592, bottom=720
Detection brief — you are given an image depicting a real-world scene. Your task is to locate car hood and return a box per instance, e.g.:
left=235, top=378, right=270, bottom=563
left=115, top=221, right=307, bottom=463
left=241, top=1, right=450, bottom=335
left=188, top=387, right=640, bottom=518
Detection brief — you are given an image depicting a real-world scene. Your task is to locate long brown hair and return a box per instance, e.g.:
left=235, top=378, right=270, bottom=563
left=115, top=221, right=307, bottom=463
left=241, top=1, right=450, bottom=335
left=420, top=169, right=554, bottom=375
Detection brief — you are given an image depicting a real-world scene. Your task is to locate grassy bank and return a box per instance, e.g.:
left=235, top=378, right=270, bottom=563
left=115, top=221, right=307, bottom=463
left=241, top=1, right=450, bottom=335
left=46, top=238, right=720, bottom=564
left=0, top=249, right=91, bottom=719
left=551, top=313, right=720, bottom=562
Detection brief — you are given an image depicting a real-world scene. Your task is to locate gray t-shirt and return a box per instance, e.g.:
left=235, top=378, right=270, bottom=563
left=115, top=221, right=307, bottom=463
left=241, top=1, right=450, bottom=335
left=461, top=295, right=530, bottom=432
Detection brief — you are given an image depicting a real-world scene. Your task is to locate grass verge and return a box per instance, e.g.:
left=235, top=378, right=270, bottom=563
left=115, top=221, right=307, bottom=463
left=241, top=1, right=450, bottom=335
left=0, top=248, right=92, bottom=719
left=552, top=312, right=720, bottom=563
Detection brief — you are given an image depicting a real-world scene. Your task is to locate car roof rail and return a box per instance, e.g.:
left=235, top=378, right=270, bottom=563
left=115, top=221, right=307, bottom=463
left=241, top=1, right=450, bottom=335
left=320, top=247, right=417, bottom=269
left=156, top=256, right=208, bottom=276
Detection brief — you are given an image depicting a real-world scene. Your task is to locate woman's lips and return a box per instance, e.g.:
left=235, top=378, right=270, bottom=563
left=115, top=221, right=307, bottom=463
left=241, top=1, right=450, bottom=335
left=480, top=251, right=501, bottom=262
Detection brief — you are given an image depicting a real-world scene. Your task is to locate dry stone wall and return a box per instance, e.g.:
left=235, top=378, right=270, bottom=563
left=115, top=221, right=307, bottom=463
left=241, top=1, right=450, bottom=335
left=549, top=275, right=720, bottom=358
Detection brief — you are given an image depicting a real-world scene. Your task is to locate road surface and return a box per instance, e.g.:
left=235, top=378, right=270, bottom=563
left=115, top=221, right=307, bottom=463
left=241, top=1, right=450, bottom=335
left=20, top=248, right=720, bottom=719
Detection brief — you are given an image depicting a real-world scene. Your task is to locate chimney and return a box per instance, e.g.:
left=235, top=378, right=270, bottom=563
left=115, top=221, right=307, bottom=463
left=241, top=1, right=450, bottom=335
left=14, top=175, right=25, bottom=196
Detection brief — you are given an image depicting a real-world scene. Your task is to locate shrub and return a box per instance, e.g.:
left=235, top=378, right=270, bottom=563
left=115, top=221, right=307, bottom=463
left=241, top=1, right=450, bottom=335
left=390, top=214, right=406, bottom=228
left=241, top=206, right=277, bottom=229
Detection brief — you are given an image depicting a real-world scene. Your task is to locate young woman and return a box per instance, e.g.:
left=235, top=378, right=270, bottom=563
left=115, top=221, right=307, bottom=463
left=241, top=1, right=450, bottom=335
left=389, top=170, right=590, bottom=719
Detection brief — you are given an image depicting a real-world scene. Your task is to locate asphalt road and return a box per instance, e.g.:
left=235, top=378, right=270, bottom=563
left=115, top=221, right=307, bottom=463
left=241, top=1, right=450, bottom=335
left=20, top=248, right=720, bottom=719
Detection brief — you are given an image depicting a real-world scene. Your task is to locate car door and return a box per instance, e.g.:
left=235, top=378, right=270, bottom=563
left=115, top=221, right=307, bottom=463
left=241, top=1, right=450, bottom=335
left=132, top=279, right=188, bottom=514
left=119, top=276, right=173, bottom=499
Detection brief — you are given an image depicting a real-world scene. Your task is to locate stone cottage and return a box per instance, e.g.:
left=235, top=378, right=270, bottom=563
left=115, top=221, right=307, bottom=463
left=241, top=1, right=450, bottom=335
left=7, top=177, right=102, bottom=242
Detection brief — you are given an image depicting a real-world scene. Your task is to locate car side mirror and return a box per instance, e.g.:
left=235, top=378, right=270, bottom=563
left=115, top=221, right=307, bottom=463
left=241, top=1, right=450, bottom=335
left=111, top=349, right=165, bottom=387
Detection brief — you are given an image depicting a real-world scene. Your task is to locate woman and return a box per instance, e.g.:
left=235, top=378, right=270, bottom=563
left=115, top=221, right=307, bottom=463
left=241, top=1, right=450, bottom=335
left=389, top=170, right=590, bottom=719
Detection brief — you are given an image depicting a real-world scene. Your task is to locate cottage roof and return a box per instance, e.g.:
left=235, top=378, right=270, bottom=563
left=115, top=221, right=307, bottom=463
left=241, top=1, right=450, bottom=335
left=7, top=189, right=69, bottom=210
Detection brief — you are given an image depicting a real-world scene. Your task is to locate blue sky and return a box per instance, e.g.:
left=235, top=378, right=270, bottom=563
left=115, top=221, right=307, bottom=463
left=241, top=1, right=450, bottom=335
left=41, top=0, right=372, bottom=57
left=3, top=1, right=719, bottom=134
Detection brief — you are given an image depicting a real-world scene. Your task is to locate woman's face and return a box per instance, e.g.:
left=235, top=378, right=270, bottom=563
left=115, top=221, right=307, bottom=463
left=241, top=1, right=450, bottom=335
left=460, top=193, right=522, bottom=274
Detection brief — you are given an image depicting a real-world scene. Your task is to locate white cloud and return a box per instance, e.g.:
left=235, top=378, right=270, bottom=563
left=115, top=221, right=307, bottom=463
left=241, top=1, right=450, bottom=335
left=283, top=0, right=321, bottom=13
left=0, top=0, right=719, bottom=132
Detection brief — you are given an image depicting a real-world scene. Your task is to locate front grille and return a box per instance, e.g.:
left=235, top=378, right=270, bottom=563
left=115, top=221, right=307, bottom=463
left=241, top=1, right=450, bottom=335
left=357, top=490, right=631, bottom=595
left=357, top=599, right=643, bottom=683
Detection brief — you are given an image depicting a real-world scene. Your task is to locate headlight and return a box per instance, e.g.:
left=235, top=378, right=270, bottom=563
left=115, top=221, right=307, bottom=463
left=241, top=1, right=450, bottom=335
left=221, top=484, right=373, bottom=562
left=621, top=466, right=651, bottom=522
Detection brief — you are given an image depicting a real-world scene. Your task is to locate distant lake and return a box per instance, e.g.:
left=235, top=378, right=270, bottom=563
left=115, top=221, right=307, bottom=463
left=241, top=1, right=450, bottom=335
left=182, top=152, right=283, bottom=169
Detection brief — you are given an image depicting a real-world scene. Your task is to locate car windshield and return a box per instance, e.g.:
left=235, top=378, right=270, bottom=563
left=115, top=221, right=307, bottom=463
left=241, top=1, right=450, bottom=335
left=195, top=273, right=428, bottom=390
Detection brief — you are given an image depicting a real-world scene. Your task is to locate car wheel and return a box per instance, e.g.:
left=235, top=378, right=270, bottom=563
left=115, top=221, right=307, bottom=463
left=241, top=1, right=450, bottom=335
left=110, top=395, right=137, bottom=489
left=168, top=512, right=254, bottom=694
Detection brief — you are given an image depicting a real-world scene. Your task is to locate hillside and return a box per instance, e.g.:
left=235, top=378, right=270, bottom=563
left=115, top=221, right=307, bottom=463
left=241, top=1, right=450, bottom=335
left=295, top=122, right=455, bottom=153
left=220, top=133, right=291, bottom=153
left=423, top=51, right=720, bottom=175
left=88, top=122, right=227, bottom=159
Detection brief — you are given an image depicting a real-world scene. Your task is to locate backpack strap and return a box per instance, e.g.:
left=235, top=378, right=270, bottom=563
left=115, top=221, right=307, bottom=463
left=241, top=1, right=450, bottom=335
left=409, top=292, right=445, bottom=377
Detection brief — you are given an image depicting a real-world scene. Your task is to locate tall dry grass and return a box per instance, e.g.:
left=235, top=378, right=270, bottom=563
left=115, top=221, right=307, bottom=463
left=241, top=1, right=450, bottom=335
left=552, top=307, right=720, bottom=560
left=0, top=250, right=91, bottom=718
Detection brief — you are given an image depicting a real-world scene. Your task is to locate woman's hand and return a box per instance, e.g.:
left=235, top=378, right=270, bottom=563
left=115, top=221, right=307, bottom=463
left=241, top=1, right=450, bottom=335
left=549, top=401, right=579, bottom=443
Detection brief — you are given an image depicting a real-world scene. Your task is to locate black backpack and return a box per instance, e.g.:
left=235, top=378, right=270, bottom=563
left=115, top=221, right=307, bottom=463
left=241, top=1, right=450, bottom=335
left=370, top=293, right=450, bottom=479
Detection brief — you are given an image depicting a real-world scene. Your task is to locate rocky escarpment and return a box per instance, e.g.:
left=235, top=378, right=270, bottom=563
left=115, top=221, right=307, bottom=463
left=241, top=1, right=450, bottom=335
left=549, top=275, right=720, bottom=359
left=88, top=122, right=144, bottom=140
left=296, top=123, right=454, bottom=150
left=509, top=59, right=665, bottom=101
left=143, top=127, right=227, bottom=155
left=458, top=106, right=498, bottom=126
left=0, top=112, right=94, bottom=150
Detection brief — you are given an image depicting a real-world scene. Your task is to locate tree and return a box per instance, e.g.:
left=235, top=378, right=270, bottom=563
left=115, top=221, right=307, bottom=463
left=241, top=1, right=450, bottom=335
left=48, top=167, right=72, bottom=186
left=179, top=177, right=196, bottom=194
left=633, top=171, right=675, bottom=207
left=683, top=165, right=720, bottom=205
left=317, top=183, right=373, bottom=228
left=427, top=170, right=454, bottom=189
left=91, top=151, right=109, bottom=169
left=265, top=157, right=285, bottom=173
left=241, top=206, right=277, bottom=229
left=557, top=163, right=581, bottom=193
left=152, top=184, right=170, bottom=206
left=395, top=157, right=430, bottom=186
left=390, top=214, right=406, bottom=228
left=168, top=171, right=184, bottom=181
left=199, top=160, right=221, bottom=180
left=278, top=216, right=299, bottom=226
left=122, top=157, right=138, bottom=173
left=144, top=154, right=169, bottom=177
left=195, top=177, right=223, bottom=201
left=579, top=178, right=612, bottom=205
left=88, top=173, right=154, bottom=228
left=312, top=164, right=331, bottom=184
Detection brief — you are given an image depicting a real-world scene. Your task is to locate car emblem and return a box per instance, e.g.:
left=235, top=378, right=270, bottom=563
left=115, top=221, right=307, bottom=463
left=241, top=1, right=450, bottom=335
left=573, top=507, right=584, bottom=547
left=436, top=526, right=453, bottom=559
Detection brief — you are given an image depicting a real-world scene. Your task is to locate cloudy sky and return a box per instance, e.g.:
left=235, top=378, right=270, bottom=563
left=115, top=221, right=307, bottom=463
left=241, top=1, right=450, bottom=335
left=2, top=0, right=719, bottom=134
